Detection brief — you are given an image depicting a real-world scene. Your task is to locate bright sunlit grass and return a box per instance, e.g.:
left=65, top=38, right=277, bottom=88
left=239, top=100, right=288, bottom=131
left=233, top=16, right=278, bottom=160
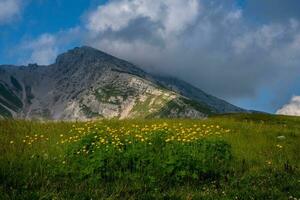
left=0, top=114, right=300, bottom=199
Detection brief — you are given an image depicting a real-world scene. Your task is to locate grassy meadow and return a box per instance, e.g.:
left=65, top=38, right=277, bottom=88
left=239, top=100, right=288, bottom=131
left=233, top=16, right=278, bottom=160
left=0, top=114, right=300, bottom=199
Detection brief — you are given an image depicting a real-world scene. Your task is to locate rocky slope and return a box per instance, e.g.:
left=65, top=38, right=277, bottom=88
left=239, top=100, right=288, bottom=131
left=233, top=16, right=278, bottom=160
left=0, top=46, right=246, bottom=120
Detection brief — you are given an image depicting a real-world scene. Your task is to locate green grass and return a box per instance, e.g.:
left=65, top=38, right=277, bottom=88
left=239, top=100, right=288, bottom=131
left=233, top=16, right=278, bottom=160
left=149, top=97, right=213, bottom=118
left=94, top=85, right=135, bottom=104
left=131, top=94, right=171, bottom=118
left=181, top=98, right=213, bottom=114
left=0, top=114, right=300, bottom=199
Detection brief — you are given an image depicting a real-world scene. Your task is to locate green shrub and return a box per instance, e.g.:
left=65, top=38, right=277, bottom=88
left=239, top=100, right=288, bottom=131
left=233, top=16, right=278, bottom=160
left=63, top=132, right=232, bottom=189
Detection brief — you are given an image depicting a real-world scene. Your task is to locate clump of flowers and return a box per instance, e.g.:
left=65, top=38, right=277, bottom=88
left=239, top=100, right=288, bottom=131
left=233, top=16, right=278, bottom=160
left=57, top=121, right=231, bottom=154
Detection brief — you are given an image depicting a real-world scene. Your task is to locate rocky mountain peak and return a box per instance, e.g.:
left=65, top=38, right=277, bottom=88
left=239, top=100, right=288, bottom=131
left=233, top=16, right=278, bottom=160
left=55, top=46, right=114, bottom=66
left=0, top=46, right=247, bottom=120
left=54, top=46, right=146, bottom=76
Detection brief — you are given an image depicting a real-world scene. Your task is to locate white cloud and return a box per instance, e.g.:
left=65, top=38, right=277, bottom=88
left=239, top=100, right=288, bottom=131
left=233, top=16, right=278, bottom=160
left=276, top=96, right=300, bottom=116
left=0, top=0, right=22, bottom=25
left=17, top=27, right=82, bottom=65
left=10, top=0, right=300, bottom=109
left=21, top=34, right=58, bottom=65
left=83, top=0, right=300, bottom=100
left=87, top=0, right=200, bottom=38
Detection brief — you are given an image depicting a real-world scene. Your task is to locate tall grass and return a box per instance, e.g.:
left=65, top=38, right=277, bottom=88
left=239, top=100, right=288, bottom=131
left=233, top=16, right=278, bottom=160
left=0, top=114, right=299, bottom=199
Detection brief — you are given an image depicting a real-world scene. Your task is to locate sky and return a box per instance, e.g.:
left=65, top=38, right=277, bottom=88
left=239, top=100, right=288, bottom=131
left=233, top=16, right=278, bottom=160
left=0, top=0, right=300, bottom=114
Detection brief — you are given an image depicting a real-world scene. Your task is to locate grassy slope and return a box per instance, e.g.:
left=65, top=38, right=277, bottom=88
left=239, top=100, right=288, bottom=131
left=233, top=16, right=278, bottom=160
left=0, top=114, right=299, bottom=199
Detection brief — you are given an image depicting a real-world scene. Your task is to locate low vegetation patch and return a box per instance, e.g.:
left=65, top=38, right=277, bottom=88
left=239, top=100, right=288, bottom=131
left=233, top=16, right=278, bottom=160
left=0, top=114, right=299, bottom=199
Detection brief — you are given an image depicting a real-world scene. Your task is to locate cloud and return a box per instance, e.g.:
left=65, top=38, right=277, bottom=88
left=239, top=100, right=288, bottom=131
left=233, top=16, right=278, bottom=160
left=87, top=0, right=199, bottom=35
left=82, top=0, right=300, bottom=100
left=0, top=0, right=22, bottom=25
left=18, top=27, right=82, bottom=65
left=9, top=0, right=300, bottom=109
left=276, top=96, right=300, bottom=116
left=20, top=33, right=58, bottom=65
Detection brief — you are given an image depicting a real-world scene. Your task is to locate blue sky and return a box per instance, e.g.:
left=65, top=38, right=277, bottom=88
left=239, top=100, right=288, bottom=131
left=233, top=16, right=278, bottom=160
left=1, top=0, right=300, bottom=114
left=0, top=0, right=94, bottom=63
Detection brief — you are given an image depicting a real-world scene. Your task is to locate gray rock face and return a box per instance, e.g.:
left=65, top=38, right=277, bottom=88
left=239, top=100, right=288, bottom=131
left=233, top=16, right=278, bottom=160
left=0, top=46, right=247, bottom=120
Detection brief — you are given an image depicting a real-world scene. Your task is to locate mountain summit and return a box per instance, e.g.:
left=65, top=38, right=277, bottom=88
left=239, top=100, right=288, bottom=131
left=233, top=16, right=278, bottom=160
left=0, top=46, right=246, bottom=120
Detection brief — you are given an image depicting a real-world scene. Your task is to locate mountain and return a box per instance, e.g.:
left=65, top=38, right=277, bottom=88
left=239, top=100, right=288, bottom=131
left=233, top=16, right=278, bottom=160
left=0, top=46, right=246, bottom=120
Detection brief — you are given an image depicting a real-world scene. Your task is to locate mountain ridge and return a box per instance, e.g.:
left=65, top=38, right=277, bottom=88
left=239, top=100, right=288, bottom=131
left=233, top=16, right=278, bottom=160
left=0, top=46, right=247, bottom=120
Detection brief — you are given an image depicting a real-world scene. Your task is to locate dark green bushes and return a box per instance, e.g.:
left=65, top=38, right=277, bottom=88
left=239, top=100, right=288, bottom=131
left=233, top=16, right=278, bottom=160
left=64, top=133, right=232, bottom=189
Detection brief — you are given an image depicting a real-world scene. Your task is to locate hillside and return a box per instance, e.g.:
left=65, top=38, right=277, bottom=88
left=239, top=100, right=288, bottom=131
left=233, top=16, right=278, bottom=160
left=0, top=114, right=299, bottom=199
left=0, top=46, right=246, bottom=120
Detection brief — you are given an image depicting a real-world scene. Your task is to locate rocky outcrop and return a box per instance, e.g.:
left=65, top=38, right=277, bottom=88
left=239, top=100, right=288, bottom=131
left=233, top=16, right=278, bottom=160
left=0, top=46, right=247, bottom=120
